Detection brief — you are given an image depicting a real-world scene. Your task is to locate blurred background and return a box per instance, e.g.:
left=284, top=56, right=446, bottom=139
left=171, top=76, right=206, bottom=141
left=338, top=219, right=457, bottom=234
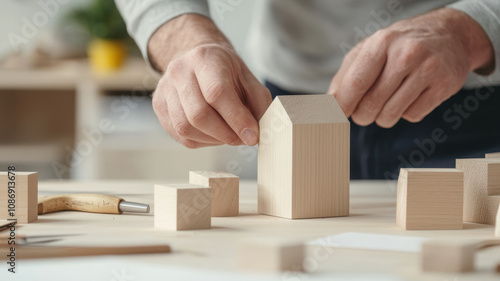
left=0, top=0, right=259, bottom=181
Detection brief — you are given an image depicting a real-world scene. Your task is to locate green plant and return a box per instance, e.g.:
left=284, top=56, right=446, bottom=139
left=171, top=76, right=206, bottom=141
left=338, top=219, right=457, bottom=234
left=69, top=0, right=128, bottom=40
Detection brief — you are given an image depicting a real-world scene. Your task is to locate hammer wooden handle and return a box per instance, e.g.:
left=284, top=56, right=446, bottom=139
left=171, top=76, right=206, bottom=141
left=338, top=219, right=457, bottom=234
left=38, top=194, right=123, bottom=215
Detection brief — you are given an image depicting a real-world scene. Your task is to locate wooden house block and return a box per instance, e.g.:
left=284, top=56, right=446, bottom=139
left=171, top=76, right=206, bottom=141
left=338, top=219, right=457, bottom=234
left=0, top=172, right=38, bottom=224
left=189, top=171, right=239, bottom=217
left=486, top=152, right=500, bottom=158
left=422, top=239, right=500, bottom=273
left=456, top=158, right=500, bottom=225
left=154, top=184, right=211, bottom=231
left=396, top=168, right=463, bottom=230
left=238, top=238, right=304, bottom=272
left=258, top=95, right=350, bottom=219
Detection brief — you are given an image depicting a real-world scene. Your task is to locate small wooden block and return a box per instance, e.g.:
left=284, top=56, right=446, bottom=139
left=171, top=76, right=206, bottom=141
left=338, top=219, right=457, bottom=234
left=154, top=184, right=211, bottom=231
left=496, top=205, right=500, bottom=237
left=422, top=239, right=477, bottom=273
left=258, top=95, right=350, bottom=219
left=189, top=171, right=239, bottom=217
left=456, top=158, right=500, bottom=225
left=486, top=152, right=500, bottom=159
left=0, top=172, right=38, bottom=224
left=238, top=238, right=304, bottom=272
left=422, top=239, right=500, bottom=273
left=396, top=168, right=463, bottom=230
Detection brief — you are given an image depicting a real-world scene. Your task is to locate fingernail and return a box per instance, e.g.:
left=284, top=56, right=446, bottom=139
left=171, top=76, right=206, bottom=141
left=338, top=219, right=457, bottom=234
left=241, top=128, right=258, bottom=146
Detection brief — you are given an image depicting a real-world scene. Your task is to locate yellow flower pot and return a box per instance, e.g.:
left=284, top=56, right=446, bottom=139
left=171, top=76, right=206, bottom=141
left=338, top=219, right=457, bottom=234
left=87, top=39, right=126, bottom=73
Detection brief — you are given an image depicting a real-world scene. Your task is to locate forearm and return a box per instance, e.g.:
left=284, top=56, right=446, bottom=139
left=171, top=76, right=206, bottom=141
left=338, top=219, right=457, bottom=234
left=114, top=0, right=213, bottom=68
left=441, top=8, right=494, bottom=74
left=148, top=14, right=233, bottom=73
left=448, top=0, right=500, bottom=76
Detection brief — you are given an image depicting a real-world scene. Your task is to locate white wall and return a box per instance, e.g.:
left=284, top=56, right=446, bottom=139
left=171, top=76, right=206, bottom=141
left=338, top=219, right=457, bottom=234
left=1, top=0, right=260, bottom=180
left=0, top=0, right=89, bottom=58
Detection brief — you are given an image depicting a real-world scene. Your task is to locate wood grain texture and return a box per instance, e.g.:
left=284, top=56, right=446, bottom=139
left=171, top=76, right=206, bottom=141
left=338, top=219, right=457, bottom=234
left=154, top=184, right=211, bottom=231
left=38, top=194, right=122, bottom=215
left=0, top=172, right=38, bottom=224
left=422, top=239, right=500, bottom=273
left=258, top=95, right=350, bottom=219
left=238, top=238, right=303, bottom=272
left=15, top=245, right=171, bottom=260
left=396, top=168, right=463, bottom=230
left=496, top=205, right=500, bottom=237
left=189, top=171, right=239, bottom=217
left=486, top=152, right=500, bottom=158
left=456, top=158, right=500, bottom=225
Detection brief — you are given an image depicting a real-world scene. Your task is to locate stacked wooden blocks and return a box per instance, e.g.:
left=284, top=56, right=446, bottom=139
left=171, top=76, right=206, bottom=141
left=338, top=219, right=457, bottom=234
left=456, top=158, right=500, bottom=225
left=154, top=184, right=211, bottom=231
left=238, top=238, right=304, bottom=272
left=154, top=171, right=239, bottom=231
left=0, top=172, right=38, bottom=224
left=258, top=95, right=350, bottom=219
left=189, top=171, right=239, bottom=217
left=396, top=168, right=463, bottom=230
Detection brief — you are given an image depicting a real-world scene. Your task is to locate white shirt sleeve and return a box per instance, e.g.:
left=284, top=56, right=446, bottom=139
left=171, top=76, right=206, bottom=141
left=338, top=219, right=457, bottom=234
left=448, top=0, right=500, bottom=84
left=115, top=0, right=210, bottom=63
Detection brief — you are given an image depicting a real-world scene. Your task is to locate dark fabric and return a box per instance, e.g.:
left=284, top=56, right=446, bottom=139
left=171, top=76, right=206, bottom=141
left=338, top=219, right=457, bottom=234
left=265, top=81, right=500, bottom=180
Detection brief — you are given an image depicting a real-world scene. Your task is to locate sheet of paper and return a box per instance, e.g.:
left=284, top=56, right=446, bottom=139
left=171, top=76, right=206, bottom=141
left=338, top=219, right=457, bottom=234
left=308, top=232, right=430, bottom=253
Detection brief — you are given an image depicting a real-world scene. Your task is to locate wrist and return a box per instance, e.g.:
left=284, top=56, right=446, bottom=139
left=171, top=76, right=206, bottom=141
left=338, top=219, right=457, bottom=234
left=147, top=14, right=233, bottom=72
left=444, top=8, right=495, bottom=74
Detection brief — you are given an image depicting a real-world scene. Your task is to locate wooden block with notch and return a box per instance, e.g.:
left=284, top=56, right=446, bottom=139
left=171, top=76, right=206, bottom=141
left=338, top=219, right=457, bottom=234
left=422, top=239, right=500, bottom=273
left=486, top=152, right=500, bottom=159
left=154, top=184, right=211, bottom=231
left=238, top=238, right=304, bottom=272
left=0, top=172, right=38, bottom=224
left=258, top=95, right=350, bottom=219
left=456, top=158, right=500, bottom=225
left=396, top=168, right=463, bottom=230
left=189, top=171, right=239, bottom=217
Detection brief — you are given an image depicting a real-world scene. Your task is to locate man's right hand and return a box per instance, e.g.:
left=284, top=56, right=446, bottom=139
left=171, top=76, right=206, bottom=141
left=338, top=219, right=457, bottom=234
left=149, top=15, right=271, bottom=148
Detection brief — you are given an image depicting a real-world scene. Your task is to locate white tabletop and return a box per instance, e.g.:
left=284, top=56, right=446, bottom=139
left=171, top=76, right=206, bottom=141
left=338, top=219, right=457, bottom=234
left=1, top=180, right=499, bottom=281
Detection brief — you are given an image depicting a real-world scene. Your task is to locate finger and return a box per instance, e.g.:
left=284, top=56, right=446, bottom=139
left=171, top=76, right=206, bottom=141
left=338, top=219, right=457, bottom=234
left=401, top=87, right=440, bottom=123
left=165, top=86, right=223, bottom=145
left=375, top=73, right=428, bottom=128
left=336, top=40, right=388, bottom=117
left=351, top=56, right=411, bottom=126
left=196, top=67, right=260, bottom=146
left=239, top=64, right=272, bottom=120
left=328, top=41, right=364, bottom=97
left=153, top=89, right=214, bottom=148
left=174, top=72, right=243, bottom=145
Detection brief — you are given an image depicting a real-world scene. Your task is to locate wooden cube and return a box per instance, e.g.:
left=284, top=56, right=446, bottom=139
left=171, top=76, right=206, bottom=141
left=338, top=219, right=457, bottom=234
left=486, top=152, right=500, bottom=158
left=258, top=95, right=350, bottom=219
left=496, top=205, right=500, bottom=237
left=0, top=172, right=38, bottom=224
left=456, top=158, right=500, bottom=225
left=154, top=184, right=211, bottom=231
left=238, top=238, right=304, bottom=272
left=422, top=239, right=477, bottom=273
left=396, top=168, right=463, bottom=230
left=422, top=239, right=500, bottom=273
left=189, top=171, right=239, bottom=217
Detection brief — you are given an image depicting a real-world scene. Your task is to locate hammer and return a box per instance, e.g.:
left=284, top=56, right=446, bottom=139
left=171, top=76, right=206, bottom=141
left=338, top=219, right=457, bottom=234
left=38, top=194, right=150, bottom=215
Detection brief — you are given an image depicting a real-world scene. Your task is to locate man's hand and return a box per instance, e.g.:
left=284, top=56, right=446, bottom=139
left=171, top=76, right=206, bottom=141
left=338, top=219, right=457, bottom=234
left=149, top=15, right=271, bottom=148
left=328, top=8, right=494, bottom=128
